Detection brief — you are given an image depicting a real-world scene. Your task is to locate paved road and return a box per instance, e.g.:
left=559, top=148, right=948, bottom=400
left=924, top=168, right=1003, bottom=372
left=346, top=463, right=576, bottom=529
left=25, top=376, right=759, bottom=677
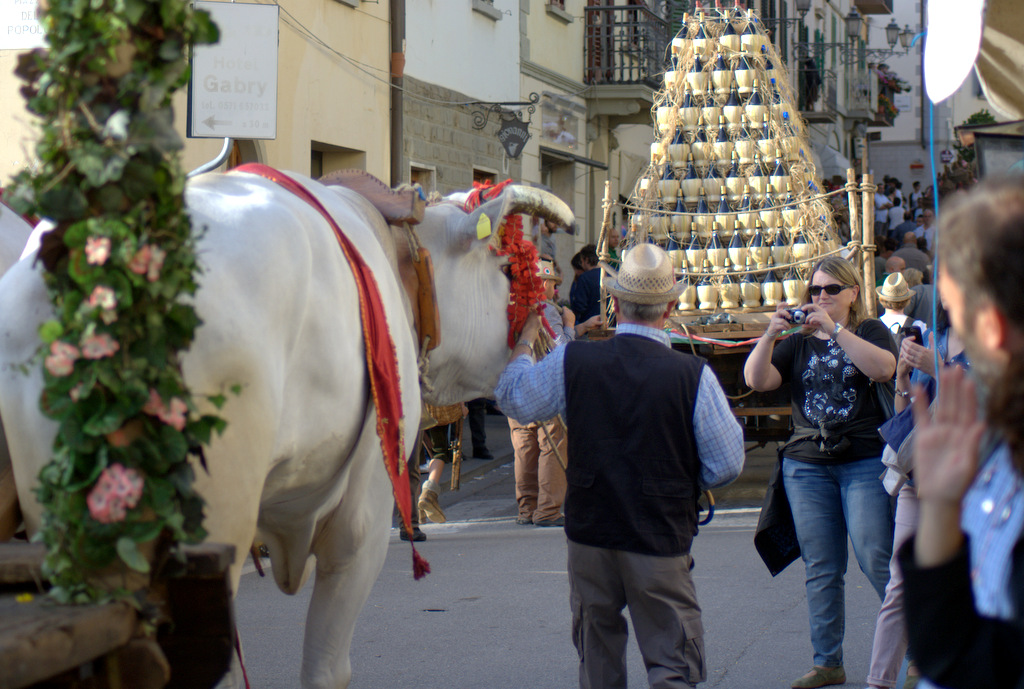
left=234, top=426, right=906, bottom=689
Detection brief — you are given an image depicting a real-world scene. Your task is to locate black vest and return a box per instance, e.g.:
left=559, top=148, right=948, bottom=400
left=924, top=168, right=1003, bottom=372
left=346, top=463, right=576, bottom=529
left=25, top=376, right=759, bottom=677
left=563, top=335, right=706, bottom=556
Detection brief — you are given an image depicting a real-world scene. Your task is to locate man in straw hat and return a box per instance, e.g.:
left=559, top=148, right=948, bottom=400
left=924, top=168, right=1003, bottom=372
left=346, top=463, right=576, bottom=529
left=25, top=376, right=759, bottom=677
left=496, top=243, right=744, bottom=688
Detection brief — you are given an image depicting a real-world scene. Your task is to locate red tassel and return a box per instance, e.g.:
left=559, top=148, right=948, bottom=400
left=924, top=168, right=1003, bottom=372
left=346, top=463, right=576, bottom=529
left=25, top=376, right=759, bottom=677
left=412, top=547, right=431, bottom=580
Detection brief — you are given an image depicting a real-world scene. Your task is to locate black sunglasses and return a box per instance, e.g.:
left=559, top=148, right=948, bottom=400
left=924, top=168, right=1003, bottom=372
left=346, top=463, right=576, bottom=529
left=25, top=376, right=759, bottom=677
left=809, top=284, right=852, bottom=297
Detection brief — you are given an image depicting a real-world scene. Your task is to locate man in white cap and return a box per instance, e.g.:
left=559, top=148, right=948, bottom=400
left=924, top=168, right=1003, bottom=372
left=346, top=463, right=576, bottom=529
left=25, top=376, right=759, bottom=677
left=495, top=243, right=745, bottom=689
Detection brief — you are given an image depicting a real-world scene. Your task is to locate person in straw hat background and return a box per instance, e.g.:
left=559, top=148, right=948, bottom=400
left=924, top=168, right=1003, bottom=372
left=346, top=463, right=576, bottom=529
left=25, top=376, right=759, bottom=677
left=507, top=259, right=603, bottom=527
left=496, top=243, right=744, bottom=688
left=877, top=271, right=913, bottom=336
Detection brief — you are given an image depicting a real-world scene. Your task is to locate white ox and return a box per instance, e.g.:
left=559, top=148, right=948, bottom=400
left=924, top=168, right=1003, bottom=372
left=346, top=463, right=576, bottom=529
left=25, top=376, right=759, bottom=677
left=0, top=202, right=33, bottom=541
left=0, top=172, right=571, bottom=688
left=0, top=201, right=33, bottom=275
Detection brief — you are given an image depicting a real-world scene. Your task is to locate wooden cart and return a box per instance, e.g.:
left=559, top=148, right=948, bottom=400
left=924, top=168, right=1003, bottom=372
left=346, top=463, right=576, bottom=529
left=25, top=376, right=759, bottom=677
left=0, top=542, right=236, bottom=689
left=668, top=320, right=792, bottom=444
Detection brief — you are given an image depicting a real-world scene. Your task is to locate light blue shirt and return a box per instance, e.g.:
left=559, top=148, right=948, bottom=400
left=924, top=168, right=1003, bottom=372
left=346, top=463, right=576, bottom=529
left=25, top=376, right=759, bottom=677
left=495, top=323, right=745, bottom=490
left=961, top=442, right=1024, bottom=620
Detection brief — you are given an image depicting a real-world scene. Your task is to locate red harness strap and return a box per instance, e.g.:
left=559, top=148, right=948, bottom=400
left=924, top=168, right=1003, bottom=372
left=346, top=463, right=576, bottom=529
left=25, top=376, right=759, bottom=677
left=233, top=164, right=428, bottom=579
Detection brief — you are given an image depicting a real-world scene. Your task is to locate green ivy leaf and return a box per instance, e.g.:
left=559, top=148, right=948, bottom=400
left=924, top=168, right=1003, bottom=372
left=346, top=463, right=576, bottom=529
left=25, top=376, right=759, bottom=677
left=39, top=320, right=65, bottom=343
left=38, top=185, right=88, bottom=221
left=116, top=536, right=150, bottom=573
left=82, top=405, right=126, bottom=436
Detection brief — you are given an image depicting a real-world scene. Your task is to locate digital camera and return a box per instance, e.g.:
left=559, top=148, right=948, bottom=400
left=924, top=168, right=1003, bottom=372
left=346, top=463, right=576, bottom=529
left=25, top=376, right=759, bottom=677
left=787, top=308, right=808, bottom=325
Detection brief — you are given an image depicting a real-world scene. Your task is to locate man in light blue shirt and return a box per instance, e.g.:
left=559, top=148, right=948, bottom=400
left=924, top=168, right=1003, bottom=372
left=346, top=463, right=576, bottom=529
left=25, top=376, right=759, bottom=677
left=496, top=244, right=744, bottom=689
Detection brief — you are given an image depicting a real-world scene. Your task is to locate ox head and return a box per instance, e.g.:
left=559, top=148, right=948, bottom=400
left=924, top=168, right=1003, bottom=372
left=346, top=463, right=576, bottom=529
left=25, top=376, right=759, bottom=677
left=414, top=185, right=573, bottom=406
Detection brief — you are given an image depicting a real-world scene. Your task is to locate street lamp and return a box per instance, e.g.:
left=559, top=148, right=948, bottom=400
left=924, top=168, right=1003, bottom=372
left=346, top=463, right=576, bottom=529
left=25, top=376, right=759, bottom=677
left=898, top=25, right=913, bottom=50
left=884, top=19, right=900, bottom=49
left=844, top=9, right=862, bottom=41
left=794, top=0, right=812, bottom=20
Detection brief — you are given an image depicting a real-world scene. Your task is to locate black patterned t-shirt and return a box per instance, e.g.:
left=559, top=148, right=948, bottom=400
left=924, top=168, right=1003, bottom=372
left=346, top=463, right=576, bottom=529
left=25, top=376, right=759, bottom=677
left=771, top=318, right=897, bottom=464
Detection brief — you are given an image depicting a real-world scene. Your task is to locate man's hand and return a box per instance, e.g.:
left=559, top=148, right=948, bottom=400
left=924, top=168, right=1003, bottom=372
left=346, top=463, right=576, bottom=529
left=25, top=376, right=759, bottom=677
left=561, top=307, right=576, bottom=330
left=577, top=314, right=603, bottom=335
left=912, top=366, right=986, bottom=567
left=912, top=366, right=985, bottom=505
left=518, top=311, right=542, bottom=346
left=899, top=332, right=936, bottom=379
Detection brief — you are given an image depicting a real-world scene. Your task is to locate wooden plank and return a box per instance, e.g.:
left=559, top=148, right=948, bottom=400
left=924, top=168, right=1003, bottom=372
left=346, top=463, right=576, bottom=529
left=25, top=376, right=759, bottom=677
left=733, top=406, right=792, bottom=417
left=0, top=543, right=44, bottom=586
left=0, top=596, right=135, bottom=689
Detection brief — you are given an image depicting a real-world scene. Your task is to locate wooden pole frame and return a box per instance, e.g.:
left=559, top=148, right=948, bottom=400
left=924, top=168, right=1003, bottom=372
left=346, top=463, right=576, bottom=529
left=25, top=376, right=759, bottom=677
left=861, top=172, right=877, bottom=317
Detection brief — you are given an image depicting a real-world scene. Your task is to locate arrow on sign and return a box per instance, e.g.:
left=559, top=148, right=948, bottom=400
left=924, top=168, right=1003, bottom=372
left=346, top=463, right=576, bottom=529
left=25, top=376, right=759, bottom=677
left=203, top=115, right=231, bottom=129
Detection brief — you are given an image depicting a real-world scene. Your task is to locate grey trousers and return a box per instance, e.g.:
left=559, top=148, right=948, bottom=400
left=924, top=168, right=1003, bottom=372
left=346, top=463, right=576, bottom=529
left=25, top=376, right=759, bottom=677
left=568, top=540, right=707, bottom=689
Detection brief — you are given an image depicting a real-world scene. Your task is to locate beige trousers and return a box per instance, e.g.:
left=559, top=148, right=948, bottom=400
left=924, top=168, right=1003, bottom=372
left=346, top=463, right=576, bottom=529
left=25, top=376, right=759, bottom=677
left=508, top=416, right=567, bottom=523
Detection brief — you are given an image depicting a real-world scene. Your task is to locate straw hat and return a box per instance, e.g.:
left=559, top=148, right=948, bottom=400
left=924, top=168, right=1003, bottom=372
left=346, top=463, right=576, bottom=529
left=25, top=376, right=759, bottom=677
left=536, top=260, right=559, bottom=282
left=876, top=272, right=911, bottom=302
left=603, top=244, right=684, bottom=305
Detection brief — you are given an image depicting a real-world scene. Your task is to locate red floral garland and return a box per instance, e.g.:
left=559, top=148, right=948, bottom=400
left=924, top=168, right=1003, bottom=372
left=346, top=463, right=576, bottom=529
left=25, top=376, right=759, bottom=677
left=463, top=180, right=556, bottom=348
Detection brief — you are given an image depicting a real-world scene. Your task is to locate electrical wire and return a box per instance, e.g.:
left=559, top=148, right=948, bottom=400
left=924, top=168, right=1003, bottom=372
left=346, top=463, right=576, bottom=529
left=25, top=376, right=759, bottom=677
left=264, top=0, right=595, bottom=108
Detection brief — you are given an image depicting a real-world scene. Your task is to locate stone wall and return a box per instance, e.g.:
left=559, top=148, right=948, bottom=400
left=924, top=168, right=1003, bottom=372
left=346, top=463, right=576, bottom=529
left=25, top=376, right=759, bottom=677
left=403, top=76, right=522, bottom=195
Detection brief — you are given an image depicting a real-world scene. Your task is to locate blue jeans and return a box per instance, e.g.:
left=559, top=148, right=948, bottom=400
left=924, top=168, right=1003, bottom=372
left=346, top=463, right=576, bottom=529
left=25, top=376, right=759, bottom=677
left=783, top=456, right=894, bottom=668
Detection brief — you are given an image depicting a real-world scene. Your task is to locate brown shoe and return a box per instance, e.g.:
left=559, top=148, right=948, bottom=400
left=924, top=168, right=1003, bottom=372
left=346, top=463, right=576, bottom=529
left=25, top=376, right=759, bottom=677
left=417, top=480, right=447, bottom=524
left=791, top=666, right=845, bottom=688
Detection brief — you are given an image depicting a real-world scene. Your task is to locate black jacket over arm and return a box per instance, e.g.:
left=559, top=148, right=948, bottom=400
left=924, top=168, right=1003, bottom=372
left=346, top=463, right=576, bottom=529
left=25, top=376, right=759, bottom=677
left=898, top=535, right=1024, bottom=689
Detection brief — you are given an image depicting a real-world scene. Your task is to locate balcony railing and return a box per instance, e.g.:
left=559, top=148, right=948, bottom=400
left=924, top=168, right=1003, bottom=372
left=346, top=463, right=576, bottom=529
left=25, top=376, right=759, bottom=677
left=846, top=67, right=877, bottom=121
left=584, top=5, right=671, bottom=88
left=798, top=65, right=837, bottom=123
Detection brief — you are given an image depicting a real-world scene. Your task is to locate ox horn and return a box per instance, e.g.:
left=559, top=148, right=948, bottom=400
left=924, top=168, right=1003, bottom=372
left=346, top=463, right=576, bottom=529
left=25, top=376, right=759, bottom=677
left=497, top=185, right=575, bottom=229
left=458, top=185, right=576, bottom=247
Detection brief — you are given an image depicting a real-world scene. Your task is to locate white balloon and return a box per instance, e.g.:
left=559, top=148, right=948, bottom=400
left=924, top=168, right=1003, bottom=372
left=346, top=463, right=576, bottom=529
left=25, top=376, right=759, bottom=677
left=924, top=0, right=985, bottom=103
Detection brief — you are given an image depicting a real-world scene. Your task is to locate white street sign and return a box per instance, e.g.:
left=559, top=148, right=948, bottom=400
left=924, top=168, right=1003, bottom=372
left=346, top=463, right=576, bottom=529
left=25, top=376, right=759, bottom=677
left=0, top=0, right=45, bottom=50
left=189, top=1, right=278, bottom=140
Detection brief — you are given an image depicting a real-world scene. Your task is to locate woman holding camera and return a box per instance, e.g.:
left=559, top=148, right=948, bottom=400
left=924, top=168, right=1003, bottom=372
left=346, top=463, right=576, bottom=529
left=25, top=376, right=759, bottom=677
left=745, top=256, right=898, bottom=689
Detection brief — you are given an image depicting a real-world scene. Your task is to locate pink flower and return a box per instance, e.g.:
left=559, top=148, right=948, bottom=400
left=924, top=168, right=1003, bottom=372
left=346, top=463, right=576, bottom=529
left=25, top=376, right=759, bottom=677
left=87, top=463, right=144, bottom=524
left=80, top=332, right=120, bottom=359
left=128, top=244, right=166, bottom=281
left=128, top=245, right=152, bottom=275
left=84, top=236, right=111, bottom=266
left=44, top=340, right=80, bottom=377
left=142, top=388, right=188, bottom=431
left=146, top=246, right=166, bottom=282
left=69, top=383, right=86, bottom=401
left=88, top=285, right=117, bottom=311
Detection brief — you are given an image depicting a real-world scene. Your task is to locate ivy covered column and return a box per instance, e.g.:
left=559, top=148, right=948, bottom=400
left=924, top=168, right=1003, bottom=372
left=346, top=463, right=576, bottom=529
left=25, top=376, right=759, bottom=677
left=7, top=0, right=226, bottom=603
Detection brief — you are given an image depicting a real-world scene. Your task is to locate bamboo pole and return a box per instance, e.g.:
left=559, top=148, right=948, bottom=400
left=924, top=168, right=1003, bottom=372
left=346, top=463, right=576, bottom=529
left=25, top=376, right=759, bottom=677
left=861, top=173, right=877, bottom=317
left=596, top=180, right=614, bottom=328
left=535, top=318, right=569, bottom=473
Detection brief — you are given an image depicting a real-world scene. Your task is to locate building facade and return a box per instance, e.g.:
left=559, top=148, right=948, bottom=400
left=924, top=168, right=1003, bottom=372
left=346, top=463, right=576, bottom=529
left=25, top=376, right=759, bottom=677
left=0, top=0, right=393, bottom=187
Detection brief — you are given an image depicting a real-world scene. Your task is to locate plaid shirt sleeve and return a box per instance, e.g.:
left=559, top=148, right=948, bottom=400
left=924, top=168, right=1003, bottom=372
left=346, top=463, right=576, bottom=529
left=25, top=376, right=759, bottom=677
left=693, top=366, right=746, bottom=490
left=494, top=346, right=568, bottom=424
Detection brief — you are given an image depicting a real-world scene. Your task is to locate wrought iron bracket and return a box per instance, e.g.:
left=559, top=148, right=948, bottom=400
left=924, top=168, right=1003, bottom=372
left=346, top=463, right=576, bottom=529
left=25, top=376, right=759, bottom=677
left=469, top=92, right=539, bottom=130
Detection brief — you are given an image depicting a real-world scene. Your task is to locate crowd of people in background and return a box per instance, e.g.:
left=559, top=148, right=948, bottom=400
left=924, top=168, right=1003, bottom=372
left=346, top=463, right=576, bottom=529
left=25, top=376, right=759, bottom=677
left=401, top=175, right=1024, bottom=689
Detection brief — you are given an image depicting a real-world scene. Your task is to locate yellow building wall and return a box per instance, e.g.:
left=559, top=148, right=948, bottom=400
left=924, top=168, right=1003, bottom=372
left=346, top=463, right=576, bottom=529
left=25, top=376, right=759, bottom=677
left=1, top=0, right=391, bottom=188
